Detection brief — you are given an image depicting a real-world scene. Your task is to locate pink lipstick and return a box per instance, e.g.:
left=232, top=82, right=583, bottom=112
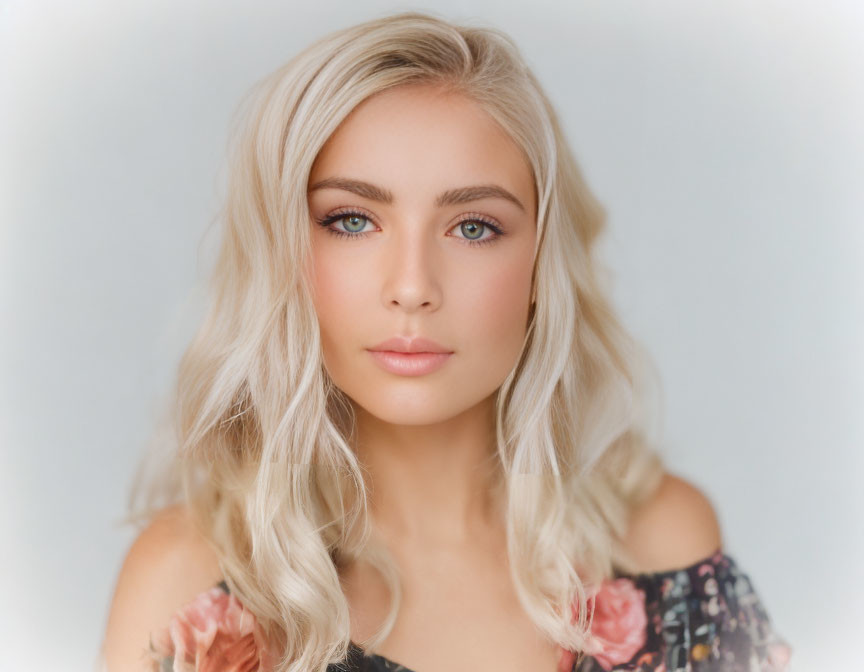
left=367, top=336, right=454, bottom=376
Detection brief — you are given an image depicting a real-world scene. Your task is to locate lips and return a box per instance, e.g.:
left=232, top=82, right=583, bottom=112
left=366, top=336, right=453, bottom=376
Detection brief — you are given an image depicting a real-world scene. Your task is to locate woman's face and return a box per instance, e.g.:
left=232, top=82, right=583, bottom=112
left=306, top=84, right=537, bottom=426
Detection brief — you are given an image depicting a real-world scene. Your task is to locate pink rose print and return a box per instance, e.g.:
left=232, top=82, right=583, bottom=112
left=149, top=586, right=278, bottom=672
left=589, top=578, right=648, bottom=669
left=557, top=578, right=647, bottom=672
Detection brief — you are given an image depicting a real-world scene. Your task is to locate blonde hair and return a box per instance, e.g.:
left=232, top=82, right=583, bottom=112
left=126, top=10, right=666, bottom=672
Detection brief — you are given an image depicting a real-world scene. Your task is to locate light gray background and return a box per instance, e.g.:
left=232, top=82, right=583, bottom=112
left=1, top=1, right=861, bottom=670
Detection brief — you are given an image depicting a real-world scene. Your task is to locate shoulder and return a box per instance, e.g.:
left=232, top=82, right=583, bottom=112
left=101, top=504, right=223, bottom=671
left=620, top=471, right=724, bottom=574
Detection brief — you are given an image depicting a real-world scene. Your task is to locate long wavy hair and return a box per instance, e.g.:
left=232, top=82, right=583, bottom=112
left=126, top=10, right=667, bottom=672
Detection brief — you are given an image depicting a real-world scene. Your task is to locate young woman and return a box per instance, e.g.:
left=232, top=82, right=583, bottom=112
left=100, top=11, right=792, bottom=672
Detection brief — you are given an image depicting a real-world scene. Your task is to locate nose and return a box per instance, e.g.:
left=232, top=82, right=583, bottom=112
left=380, top=224, right=443, bottom=313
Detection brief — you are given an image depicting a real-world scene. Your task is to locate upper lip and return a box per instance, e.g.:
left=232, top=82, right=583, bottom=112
left=368, top=336, right=453, bottom=354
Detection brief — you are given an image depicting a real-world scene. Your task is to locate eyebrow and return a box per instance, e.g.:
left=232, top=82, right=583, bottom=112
left=307, top=177, right=526, bottom=213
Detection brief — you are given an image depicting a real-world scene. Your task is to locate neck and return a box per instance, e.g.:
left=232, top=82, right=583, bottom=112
left=352, top=393, right=505, bottom=549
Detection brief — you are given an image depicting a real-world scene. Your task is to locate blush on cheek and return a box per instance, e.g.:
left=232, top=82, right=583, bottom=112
left=475, top=268, right=532, bottom=328
left=312, top=256, right=369, bottom=321
left=462, top=279, right=531, bottom=371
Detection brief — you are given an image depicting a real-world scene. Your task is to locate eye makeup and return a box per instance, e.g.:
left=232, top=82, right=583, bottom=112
left=313, top=207, right=506, bottom=248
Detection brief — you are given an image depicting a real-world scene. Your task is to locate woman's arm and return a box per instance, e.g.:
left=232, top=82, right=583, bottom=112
left=621, top=471, right=724, bottom=574
left=100, top=505, right=222, bottom=672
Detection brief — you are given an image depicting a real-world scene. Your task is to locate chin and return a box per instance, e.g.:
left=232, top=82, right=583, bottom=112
left=348, top=389, right=481, bottom=427
left=357, top=401, right=459, bottom=427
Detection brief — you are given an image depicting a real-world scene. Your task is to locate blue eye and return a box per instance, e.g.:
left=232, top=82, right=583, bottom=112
left=318, top=212, right=374, bottom=237
left=315, top=209, right=505, bottom=247
left=453, top=219, right=499, bottom=245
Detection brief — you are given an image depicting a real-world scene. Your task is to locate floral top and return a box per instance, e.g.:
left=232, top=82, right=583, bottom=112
left=148, top=549, right=792, bottom=672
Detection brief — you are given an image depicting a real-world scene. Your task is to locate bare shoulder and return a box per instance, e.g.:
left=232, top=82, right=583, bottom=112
left=101, top=503, right=223, bottom=671
left=621, top=471, right=724, bottom=574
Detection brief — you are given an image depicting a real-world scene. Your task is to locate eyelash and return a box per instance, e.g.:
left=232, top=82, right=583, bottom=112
left=314, top=208, right=505, bottom=247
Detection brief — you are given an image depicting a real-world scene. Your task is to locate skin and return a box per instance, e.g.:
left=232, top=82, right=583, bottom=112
left=306, top=84, right=560, bottom=671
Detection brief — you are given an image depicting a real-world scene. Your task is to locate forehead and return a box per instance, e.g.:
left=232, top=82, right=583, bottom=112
left=309, top=85, right=536, bottom=213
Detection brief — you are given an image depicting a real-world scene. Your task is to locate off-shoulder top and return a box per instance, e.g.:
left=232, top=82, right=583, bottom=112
left=148, top=549, right=792, bottom=671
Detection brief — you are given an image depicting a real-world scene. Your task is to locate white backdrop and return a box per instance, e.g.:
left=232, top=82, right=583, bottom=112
left=1, top=1, right=861, bottom=670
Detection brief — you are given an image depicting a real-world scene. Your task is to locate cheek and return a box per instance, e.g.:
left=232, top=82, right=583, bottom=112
left=310, top=251, right=369, bottom=361
left=454, top=254, right=533, bottom=371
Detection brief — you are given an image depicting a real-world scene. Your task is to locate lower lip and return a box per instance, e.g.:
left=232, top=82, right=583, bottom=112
left=367, top=350, right=453, bottom=376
